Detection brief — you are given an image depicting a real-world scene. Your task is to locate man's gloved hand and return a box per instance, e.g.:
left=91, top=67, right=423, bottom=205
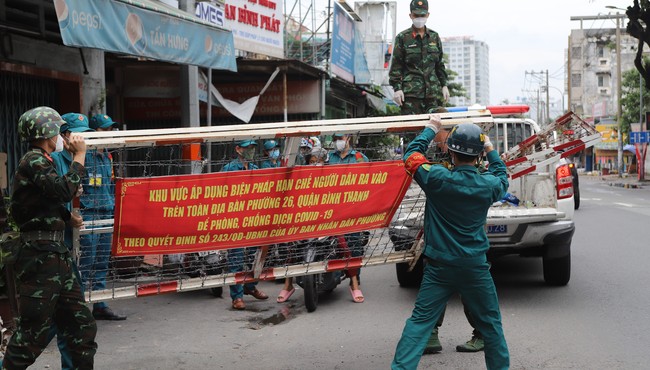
left=483, top=134, right=493, bottom=151
left=442, top=86, right=450, bottom=102
left=393, top=90, right=404, bottom=106
left=425, top=114, right=442, bottom=133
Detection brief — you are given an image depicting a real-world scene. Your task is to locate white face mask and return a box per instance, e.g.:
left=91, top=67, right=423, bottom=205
left=412, top=17, right=427, bottom=28
left=335, top=139, right=347, bottom=152
left=52, top=135, right=64, bottom=152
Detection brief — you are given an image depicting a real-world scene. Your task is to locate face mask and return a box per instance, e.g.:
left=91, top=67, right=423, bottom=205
left=242, top=148, right=255, bottom=160
left=270, top=149, right=280, bottom=160
left=52, top=135, right=64, bottom=152
left=412, top=17, right=427, bottom=28
left=335, top=139, right=347, bottom=152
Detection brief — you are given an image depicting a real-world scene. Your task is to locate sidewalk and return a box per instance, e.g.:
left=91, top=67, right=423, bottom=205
left=580, top=171, right=648, bottom=188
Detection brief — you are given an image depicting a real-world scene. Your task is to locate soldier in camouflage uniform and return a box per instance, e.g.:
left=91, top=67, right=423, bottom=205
left=3, top=107, right=97, bottom=369
left=389, top=0, right=449, bottom=115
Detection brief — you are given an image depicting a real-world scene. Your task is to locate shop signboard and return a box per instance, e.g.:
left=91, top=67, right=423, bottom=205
left=223, top=0, right=284, bottom=58
left=54, top=0, right=236, bottom=71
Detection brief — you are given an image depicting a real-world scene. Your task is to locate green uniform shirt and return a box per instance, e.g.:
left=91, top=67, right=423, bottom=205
left=11, top=147, right=85, bottom=251
left=389, top=27, right=448, bottom=99
left=404, top=128, right=509, bottom=266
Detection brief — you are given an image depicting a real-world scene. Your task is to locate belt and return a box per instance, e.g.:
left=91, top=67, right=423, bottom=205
left=20, top=230, right=65, bottom=243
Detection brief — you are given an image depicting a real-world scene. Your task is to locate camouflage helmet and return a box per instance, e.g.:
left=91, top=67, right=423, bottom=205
left=18, top=106, right=64, bottom=141
left=446, top=123, right=485, bottom=156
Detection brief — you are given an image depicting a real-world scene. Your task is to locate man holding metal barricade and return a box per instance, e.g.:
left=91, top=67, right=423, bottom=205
left=78, top=114, right=126, bottom=321
left=392, top=115, right=510, bottom=370
left=3, top=106, right=97, bottom=369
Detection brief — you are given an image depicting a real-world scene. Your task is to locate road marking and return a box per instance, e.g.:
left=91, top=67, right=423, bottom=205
left=614, top=202, right=634, bottom=207
left=580, top=198, right=601, bottom=201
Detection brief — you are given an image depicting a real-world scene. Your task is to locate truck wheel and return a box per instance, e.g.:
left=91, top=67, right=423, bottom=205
left=210, top=287, right=223, bottom=298
left=573, top=189, right=580, bottom=210
left=303, top=274, right=318, bottom=312
left=543, top=253, right=571, bottom=286
left=396, top=257, right=424, bottom=288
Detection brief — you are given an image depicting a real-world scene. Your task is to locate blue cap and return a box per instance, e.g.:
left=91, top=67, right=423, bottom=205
left=237, top=139, right=257, bottom=148
left=263, top=140, right=278, bottom=150
left=61, top=113, right=93, bottom=133
left=332, top=133, right=346, bottom=138
left=90, top=114, right=117, bottom=130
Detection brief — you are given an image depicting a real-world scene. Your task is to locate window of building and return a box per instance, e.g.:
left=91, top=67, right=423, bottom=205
left=571, top=73, right=581, bottom=87
left=571, top=46, right=582, bottom=59
left=597, top=46, right=604, bottom=58
left=598, top=75, right=605, bottom=87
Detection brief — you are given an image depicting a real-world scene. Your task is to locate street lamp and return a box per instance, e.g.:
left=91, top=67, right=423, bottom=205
left=606, top=5, right=625, bottom=177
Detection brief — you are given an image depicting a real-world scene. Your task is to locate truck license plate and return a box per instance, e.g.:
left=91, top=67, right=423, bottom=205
left=487, top=224, right=507, bottom=234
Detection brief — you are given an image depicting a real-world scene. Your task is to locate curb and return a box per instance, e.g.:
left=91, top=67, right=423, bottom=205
left=608, top=182, right=644, bottom=189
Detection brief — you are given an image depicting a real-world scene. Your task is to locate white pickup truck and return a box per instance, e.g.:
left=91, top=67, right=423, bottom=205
left=390, top=112, right=601, bottom=286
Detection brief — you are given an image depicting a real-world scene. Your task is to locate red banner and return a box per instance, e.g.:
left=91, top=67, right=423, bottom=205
left=112, top=161, right=412, bottom=256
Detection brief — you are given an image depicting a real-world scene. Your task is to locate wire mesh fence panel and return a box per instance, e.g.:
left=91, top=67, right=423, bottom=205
left=74, top=111, right=495, bottom=302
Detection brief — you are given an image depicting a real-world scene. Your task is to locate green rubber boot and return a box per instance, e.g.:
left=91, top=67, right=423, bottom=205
left=423, top=327, right=442, bottom=354
left=456, top=335, right=484, bottom=352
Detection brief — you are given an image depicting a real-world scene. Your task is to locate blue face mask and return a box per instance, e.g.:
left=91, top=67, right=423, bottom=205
left=270, top=149, right=280, bottom=159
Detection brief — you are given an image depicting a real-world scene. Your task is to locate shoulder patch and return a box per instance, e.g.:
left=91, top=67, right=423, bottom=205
left=404, top=152, right=431, bottom=176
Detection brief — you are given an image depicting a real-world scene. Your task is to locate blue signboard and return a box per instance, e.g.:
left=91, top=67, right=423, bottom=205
left=331, top=3, right=355, bottom=83
left=54, top=0, right=236, bottom=71
left=629, top=131, right=650, bottom=144
left=330, top=3, right=372, bottom=84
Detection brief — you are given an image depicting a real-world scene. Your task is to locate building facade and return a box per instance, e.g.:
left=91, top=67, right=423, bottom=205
left=568, top=26, right=638, bottom=119
left=568, top=17, right=649, bottom=173
left=442, top=36, right=490, bottom=106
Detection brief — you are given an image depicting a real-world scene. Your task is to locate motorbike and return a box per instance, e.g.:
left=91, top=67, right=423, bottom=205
left=296, top=232, right=369, bottom=312
left=163, top=250, right=227, bottom=297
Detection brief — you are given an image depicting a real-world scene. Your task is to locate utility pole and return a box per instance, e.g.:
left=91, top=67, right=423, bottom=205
left=567, top=35, right=572, bottom=113
left=526, top=70, right=550, bottom=124
left=537, top=89, right=541, bottom=123
left=616, top=15, right=623, bottom=177
left=546, top=69, right=550, bottom=123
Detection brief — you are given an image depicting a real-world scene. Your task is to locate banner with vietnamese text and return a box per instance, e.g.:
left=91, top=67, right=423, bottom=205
left=112, top=161, right=411, bottom=256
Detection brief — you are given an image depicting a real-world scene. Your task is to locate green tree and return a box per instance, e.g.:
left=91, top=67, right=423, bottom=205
left=624, top=0, right=650, bottom=87
left=621, top=60, right=650, bottom=135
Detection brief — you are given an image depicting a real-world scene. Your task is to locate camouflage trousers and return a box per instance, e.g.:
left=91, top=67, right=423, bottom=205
left=2, top=244, right=97, bottom=370
left=401, top=98, right=444, bottom=115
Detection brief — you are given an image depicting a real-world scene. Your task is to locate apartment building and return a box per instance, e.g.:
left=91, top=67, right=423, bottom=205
left=442, top=36, right=490, bottom=106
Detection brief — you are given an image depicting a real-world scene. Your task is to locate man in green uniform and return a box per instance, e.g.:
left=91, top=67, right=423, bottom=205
left=260, top=140, right=281, bottom=169
left=392, top=116, right=509, bottom=370
left=3, top=106, right=97, bottom=369
left=221, top=140, right=269, bottom=310
left=389, top=0, right=449, bottom=114
left=48, top=112, right=94, bottom=370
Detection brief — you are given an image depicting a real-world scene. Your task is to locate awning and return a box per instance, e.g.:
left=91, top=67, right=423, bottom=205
left=53, top=0, right=236, bottom=71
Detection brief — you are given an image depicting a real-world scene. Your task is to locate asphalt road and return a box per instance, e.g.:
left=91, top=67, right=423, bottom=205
left=32, top=177, right=650, bottom=369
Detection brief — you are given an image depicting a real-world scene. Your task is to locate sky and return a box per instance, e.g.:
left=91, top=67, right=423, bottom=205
left=389, top=0, right=634, bottom=105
